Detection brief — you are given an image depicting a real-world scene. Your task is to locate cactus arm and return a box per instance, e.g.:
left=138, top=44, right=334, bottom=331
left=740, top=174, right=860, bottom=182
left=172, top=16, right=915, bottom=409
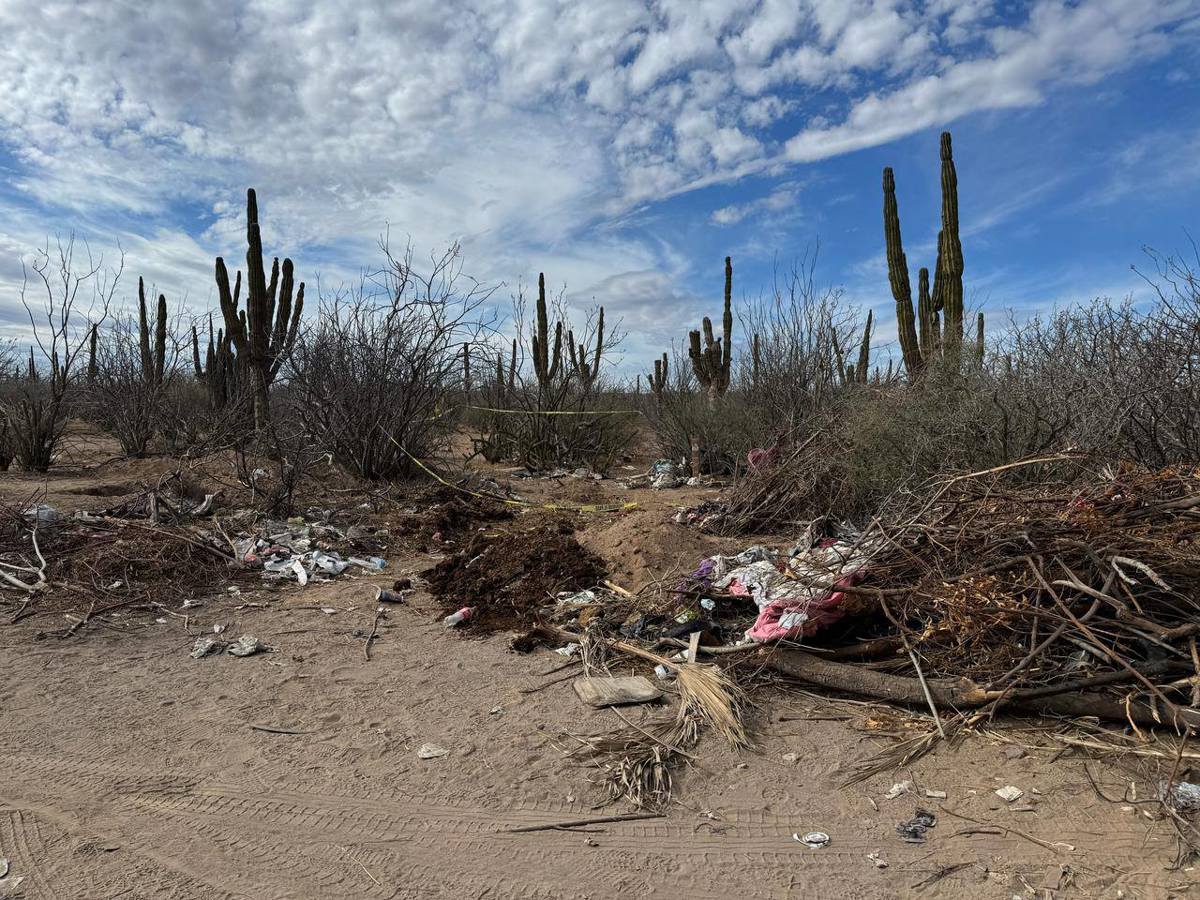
left=137, top=277, right=152, bottom=377
left=720, top=256, right=733, bottom=383
left=884, top=167, right=922, bottom=378
left=938, top=132, right=964, bottom=349
left=856, top=309, right=872, bottom=384
left=154, top=293, right=167, bottom=385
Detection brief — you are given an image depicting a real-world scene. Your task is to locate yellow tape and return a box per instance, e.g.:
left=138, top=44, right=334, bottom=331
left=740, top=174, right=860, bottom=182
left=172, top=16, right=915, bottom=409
left=380, top=427, right=638, bottom=515
left=463, top=405, right=641, bottom=417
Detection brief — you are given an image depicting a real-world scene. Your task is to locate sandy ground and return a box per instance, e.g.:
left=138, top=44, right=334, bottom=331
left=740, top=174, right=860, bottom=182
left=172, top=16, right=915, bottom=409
left=2, top=435, right=1199, bottom=898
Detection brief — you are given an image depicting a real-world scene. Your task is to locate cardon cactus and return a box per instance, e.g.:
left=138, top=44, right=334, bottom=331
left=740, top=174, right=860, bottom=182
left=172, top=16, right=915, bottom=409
left=647, top=352, right=668, bottom=401
left=137, top=277, right=168, bottom=387
left=567, top=306, right=605, bottom=390
left=531, top=273, right=563, bottom=390
left=192, top=316, right=239, bottom=410
left=494, top=338, right=517, bottom=397
left=883, top=131, right=974, bottom=378
left=215, top=189, right=304, bottom=430
left=689, top=256, right=733, bottom=401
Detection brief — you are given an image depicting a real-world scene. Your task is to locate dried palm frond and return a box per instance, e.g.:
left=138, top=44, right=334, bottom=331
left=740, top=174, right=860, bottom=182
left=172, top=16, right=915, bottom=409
left=676, top=661, right=750, bottom=750
left=569, top=646, right=749, bottom=809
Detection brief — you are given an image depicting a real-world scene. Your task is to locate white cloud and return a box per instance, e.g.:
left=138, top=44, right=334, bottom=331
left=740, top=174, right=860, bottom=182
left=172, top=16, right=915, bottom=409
left=0, top=0, right=1193, bottom=363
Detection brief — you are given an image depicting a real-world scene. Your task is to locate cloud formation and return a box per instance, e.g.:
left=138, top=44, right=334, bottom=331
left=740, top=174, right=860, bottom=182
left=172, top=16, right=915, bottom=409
left=0, top=0, right=1195, bottom=358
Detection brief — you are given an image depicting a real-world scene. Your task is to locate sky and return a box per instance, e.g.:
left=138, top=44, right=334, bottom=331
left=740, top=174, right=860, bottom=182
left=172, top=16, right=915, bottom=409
left=0, top=0, right=1197, bottom=373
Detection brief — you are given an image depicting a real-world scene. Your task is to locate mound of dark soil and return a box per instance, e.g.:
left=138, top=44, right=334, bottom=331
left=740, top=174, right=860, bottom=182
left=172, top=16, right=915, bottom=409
left=424, top=520, right=606, bottom=632
left=395, top=487, right=513, bottom=546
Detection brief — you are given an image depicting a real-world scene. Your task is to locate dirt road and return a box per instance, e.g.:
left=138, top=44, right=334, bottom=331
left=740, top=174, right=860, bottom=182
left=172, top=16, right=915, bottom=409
left=2, top=559, right=1195, bottom=899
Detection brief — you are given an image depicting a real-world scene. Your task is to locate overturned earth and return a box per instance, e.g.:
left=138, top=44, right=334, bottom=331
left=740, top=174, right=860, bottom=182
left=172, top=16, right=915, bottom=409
left=423, top=518, right=607, bottom=631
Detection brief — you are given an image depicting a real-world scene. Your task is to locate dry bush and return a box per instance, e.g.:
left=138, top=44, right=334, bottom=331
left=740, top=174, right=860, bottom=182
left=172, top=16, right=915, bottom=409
left=471, top=281, right=634, bottom=473
left=88, top=304, right=189, bottom=457
left=646, top=252, right=868, bottom=474
left=287, top=240, right=495, bottom=481
left=1, top=236, right=120, bottom=471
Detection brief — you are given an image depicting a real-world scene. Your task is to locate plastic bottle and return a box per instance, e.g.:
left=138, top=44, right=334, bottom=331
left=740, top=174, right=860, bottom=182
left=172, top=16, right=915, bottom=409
left=443, top=606, right=474, bottom=628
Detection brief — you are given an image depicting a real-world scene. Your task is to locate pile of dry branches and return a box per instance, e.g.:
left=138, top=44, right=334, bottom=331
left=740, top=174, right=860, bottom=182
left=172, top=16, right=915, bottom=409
left=759, top=457, right=1200, bottom=740
left=0, top=499, right=238, bottom=633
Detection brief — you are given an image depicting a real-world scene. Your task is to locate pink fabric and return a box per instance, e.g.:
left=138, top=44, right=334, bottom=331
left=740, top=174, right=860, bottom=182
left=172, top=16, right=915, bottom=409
left=747, top=446, right=781, bottom=471
left=746, top=571, right=865, bottom=642
left=726, top=579, right=751, bottom=597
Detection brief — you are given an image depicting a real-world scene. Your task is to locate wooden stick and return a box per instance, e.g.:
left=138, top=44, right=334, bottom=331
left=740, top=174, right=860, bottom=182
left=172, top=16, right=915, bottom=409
left=506, top=812, right=664, bottom=833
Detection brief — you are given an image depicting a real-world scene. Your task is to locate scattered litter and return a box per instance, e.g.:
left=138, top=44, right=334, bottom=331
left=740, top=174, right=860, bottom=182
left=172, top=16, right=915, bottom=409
left=190, top=637, right=223, bottom=659
left=884, top=780, right=914, bottom=800
left=654, top=664, right=675, bottom=681
left=924, top=789, right=947, bottom=800
left=417, top=743, right=450, bottom=759
left=782, top=752, right=800, bottom=764
left=0, top=859, right=7, bottom=878
left=444, top=607, right=474, bottom=628
left=896, top=809, right=937, bottom=843
left=25, top=503, right=62, bottom=526
left=489, top=705, right=504, bottom=715
left=794, top=831, right=830, bottom=849
left=557, top=589, right=598, bottom=606
left=234, top=519, right=388, bottom=586
left=1165, top=780, right=1200, bottom=812
left=374, top=587, right=405, bottom=604
left=554, top=643, right=580, bottom=658
left=320, top=607, right=337, bottom=615
left=866, top=852, right=888, bottom=869
left=212, top=623, right=226, bottom=634
left=573, top=676, right=663, bottom=708
left=700, top=597, right=716, bottom=611
left=995, top=786, right=1024, bottom=803
left=155, top=617, right=168, bottom=624
left=227, top=635, right=266, bottom=657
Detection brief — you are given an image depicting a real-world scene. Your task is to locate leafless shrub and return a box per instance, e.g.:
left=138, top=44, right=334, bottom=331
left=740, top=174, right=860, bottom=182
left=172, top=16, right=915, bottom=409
left=645, top=251, right=866, bottom=474
left=1, top=236, right=120, bottom=471
left=471, top=281, right=633, bottom=473
left=88, top=292, right=189, bottom=457
left=287, top=239, right=495, bottom=481
left=233, top=417, right=325, bottom=517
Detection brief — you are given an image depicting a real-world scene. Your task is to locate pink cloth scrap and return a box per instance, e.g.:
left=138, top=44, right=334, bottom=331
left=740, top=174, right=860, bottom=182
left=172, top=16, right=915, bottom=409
left=746, top=570, right=866, bottom=642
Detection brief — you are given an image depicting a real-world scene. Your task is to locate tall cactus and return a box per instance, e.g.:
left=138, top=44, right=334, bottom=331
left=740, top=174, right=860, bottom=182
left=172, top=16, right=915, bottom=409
left=854, top=310, right=873, bottom=384
left=530, top=273, right=562, bottom=390
left=215, top=189, right=304, bottom=430
left=689, top=256, right=734, bottom=402
left=647, top=352, right=668, bottom=402
left=936, top=132, right=965, bottom=351
left=192, top=317, right=239, bottom=410
left=136, top=277, right=168, bottom=387
left=87, top=323, right=98, bottom=385
left=883, top=131, right=972, bottom=378
left=567, top=306, right=605, bottom=390
left=494, top=338, right=517, bottom=397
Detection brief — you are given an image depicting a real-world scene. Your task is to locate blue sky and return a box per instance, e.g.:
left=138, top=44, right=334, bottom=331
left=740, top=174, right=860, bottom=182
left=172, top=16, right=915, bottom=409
left=0, top=0, right=1197, bottom=371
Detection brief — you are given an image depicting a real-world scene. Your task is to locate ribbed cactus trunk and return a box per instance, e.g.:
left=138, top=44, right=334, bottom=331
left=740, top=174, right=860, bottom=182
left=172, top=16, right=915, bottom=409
left=884, top=168, right=922, bottom=378
left=648, top=352, right=668, bottom=404
left=937, top=133, right=964, bottom=352
left=531, top=273, right=562, bottom=392
left=216, top=189, right=304, bottom=431
left=567, top=306, right=605, bottom=390
left=883, top=131, right=967, bottom=380
left=136, top=277, right=168, bottom=386
left=87, top=323, right=98, bottom=385
left=688, top=256, right=734, bottom=404
left=855, top=310, right=872, bottom=384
